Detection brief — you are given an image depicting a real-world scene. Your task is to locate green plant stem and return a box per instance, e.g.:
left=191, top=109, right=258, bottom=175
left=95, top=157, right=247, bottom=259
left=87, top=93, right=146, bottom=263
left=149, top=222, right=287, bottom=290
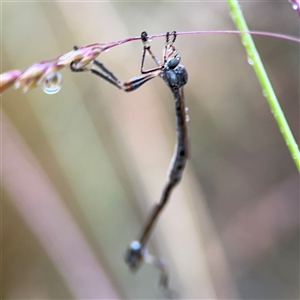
left=227, top=0, right=300, bottom=172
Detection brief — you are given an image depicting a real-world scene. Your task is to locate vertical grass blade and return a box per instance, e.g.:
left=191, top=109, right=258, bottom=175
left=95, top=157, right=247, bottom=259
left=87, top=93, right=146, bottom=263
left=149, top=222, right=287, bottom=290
left=227, top=0, right=300, bottom=172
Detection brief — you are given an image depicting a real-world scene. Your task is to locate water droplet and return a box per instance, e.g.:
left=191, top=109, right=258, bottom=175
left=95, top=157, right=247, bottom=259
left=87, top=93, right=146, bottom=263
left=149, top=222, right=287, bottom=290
left=42, top=72, right=63, bottom=94
left=286, top=139, right=290, bottom=146
left=247, top=57, right=254, bottom=65
left=184, top=106, right=190, bottom=122
left=262, top=89, right=267, bottom=97
left=242, top=37, right=248, bottom=46
left=273, top=111, right=278, bottom=118
left=104, top=49, right=110, bottom=53
left=292, top=3, right=299, bottom=10
left=292, top=153, right=297, bottom=159
left=280, top=127, right=284, bottom=133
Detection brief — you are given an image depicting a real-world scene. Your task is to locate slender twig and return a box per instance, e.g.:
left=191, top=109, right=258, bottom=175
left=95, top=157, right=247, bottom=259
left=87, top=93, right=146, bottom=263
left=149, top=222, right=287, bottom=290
left=1, top=30, right=299, bottom=94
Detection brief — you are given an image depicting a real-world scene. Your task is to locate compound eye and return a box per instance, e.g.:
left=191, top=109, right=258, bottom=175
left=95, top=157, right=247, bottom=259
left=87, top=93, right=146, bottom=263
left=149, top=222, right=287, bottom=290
left=167, top=55, right=181, bottom=69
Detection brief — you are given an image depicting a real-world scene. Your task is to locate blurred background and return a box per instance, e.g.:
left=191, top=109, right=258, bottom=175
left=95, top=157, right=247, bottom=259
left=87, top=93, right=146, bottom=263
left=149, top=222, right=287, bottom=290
left=2, top=1, right=299, bottom=299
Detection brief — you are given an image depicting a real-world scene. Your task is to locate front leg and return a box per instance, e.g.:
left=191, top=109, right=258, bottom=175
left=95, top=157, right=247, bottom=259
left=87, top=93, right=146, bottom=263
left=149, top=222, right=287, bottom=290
left=70, top=45, right=122, bottom=89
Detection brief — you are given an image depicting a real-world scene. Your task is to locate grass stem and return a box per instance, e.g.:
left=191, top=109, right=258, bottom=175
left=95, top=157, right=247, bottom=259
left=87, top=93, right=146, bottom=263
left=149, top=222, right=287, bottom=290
left=227, top=0, right=300, bottom=172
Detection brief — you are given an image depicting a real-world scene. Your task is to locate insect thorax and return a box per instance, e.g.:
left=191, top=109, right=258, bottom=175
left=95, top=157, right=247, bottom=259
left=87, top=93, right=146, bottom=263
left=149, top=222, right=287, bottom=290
left=161, top=64, right=188, bottom=90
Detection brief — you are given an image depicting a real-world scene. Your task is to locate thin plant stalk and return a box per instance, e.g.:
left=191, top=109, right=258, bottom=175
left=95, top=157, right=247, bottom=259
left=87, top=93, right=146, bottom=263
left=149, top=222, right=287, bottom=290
left=1, top=30, right=299, bottom=95
left=227, top=0, right=300, bottom=172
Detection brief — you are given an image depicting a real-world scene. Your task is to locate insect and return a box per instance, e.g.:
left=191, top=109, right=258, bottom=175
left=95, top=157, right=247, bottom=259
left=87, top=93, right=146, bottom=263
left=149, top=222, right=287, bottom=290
left=71, top=31, right=189, bottom=291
